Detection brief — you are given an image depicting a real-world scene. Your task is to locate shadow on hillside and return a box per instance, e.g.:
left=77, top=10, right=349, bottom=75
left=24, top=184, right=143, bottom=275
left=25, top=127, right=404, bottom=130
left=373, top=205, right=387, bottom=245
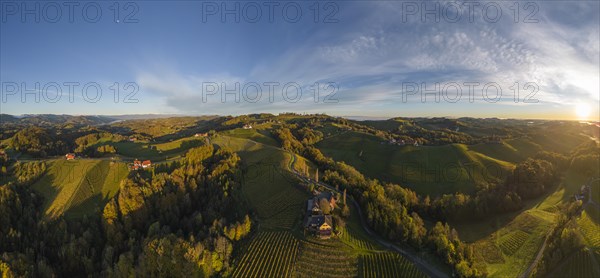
left=584, top=205, right=600, bottom=225
left=64, top=194, right=112, bottom=219
left=30, top=171, right=61, bottom=218
left=451, top=182, right=562, bottom=243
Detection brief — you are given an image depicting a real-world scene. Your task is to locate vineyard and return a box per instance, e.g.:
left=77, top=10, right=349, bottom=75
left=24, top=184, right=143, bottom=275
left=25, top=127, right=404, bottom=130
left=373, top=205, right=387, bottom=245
left=498, top=230, right=530, bottom=255
left=232, top=231, right=299, bottom=278
left=261, top=206, right=302, bottom=229
left=295, top=239, right=358, bottom=277
left=577, top=209, right=600, bottom=248
left=360, top=252, right=427, bottom=278
left=549, top=249, right=600, bottom=278
left=67, top=161, right=128, bottom=216
left=339, top=226, right=377, bottom=251
left=254, top=186, right=306, bottom=218
left=254, top=186, right=306, bottom=229
left=31, top=159, right=127, bottom=218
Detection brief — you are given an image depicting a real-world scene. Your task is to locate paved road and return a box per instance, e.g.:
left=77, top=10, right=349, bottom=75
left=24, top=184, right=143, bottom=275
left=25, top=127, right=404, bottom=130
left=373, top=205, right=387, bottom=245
left=287, top=153, right=448, bottom=278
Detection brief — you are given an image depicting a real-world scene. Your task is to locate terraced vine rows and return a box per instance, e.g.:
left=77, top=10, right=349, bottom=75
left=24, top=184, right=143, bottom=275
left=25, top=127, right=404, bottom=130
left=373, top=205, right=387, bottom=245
left=253, top=186, right=306, bottom=229
left=295, top=239, right=358, bottom=277
left=360, top=252, right=427, bottom=278
left=577, top=210, right=600, bottom=248
left=339, top=226, right=376, bottom=250
left=550, top=249, right=600, bottom=278
left=498, top=230, right=530, bottom=255
left=261, top=205, right=302, bottom=229
left=254, top=187, right=306, bottom=218
left=232, top=231, right=299, bottom=278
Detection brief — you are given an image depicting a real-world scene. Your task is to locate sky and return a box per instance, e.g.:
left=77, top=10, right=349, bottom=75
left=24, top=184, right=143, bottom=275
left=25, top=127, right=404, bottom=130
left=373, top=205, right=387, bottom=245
left=1, top=0, right=599, bottom=120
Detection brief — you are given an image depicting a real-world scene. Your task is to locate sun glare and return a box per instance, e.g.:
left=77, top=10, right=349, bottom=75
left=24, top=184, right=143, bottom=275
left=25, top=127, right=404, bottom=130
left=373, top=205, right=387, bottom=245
left=575, top=103, right=591, bottom=119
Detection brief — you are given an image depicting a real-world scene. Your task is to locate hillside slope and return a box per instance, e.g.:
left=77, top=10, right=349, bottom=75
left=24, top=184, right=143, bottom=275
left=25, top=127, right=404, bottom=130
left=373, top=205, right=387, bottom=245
left=316, top=130, right=515, bottom=196
left=31, top=159, right=128, bottom=218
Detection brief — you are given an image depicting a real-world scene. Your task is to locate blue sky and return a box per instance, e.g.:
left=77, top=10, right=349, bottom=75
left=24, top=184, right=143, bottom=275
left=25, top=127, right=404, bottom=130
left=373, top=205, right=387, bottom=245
left=1, top=0, right=599, bottom=120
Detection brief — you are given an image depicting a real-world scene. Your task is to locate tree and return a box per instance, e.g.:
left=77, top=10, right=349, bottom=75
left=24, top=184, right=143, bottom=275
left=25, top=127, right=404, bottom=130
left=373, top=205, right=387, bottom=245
left=319, top=198, right=331, bottom=214
left=341, top=204, right=350, bottom=217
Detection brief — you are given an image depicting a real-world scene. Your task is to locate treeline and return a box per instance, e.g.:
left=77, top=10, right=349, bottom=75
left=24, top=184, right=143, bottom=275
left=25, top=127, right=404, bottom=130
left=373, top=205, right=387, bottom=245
left=8, top=127, right=70, bottom=157
left=271, top=125, right=479, bottom=277
left=271, top=121, right=324, bottom=151
left=332, top=118, right=477, bottom=146
left=0, top=145, right=252, bottom=276
left=74, top=132, right=126, bottom=157
left=4, top=126, right=124, bottom=158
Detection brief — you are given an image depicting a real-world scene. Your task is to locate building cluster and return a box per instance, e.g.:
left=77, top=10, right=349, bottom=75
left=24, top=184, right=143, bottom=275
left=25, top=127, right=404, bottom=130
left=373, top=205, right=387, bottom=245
left=304, top=192, right=337, bottom=239
left=131, top=159, right=152, bottom=171
left=386, top=138, right=419, bottom=146
left=574, top=184, right=591, bottom=201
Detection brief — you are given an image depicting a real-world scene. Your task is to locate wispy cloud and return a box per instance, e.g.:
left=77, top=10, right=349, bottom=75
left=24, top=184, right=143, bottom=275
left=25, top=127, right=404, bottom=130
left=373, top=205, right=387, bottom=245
left=134, top=0, right=599, bottom=118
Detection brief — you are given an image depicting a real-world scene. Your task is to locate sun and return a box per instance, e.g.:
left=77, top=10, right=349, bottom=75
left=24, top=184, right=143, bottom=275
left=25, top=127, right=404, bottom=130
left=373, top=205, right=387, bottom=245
left=575, top=103, right=591, bottom=119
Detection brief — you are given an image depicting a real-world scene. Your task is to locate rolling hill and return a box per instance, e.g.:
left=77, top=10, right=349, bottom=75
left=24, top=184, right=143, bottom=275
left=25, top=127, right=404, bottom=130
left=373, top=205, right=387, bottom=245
left=316, top=130, right=515, bottom=196
left=31, top=159, right=128, bottom=219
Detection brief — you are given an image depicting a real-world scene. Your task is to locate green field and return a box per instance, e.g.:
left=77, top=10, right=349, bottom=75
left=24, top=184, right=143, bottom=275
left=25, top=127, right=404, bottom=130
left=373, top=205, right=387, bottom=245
left=31, top=159, right=128, bottom=218
left=316, top=130, right=514, bottom=196
left=468, top=138, right=541, bottom=164
left=221, top=128, right=279, bottom=147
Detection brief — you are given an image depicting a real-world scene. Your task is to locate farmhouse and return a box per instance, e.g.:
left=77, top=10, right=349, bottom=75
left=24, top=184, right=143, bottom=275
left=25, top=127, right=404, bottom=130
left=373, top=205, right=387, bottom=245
left=194, top=133, right=208, bottom=137
left=304, top=191, right=337, bottom=239
left=243, top=124, right=252, bottom=129
left=305, top=215, right=333, bottom=239
left=65, top=153, right=76, bottom=160
left=131, top=159, right=141, bottom=170
left=131, top=159, right=152, bottom=170
left=575, top=185, right=591, bottom=201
